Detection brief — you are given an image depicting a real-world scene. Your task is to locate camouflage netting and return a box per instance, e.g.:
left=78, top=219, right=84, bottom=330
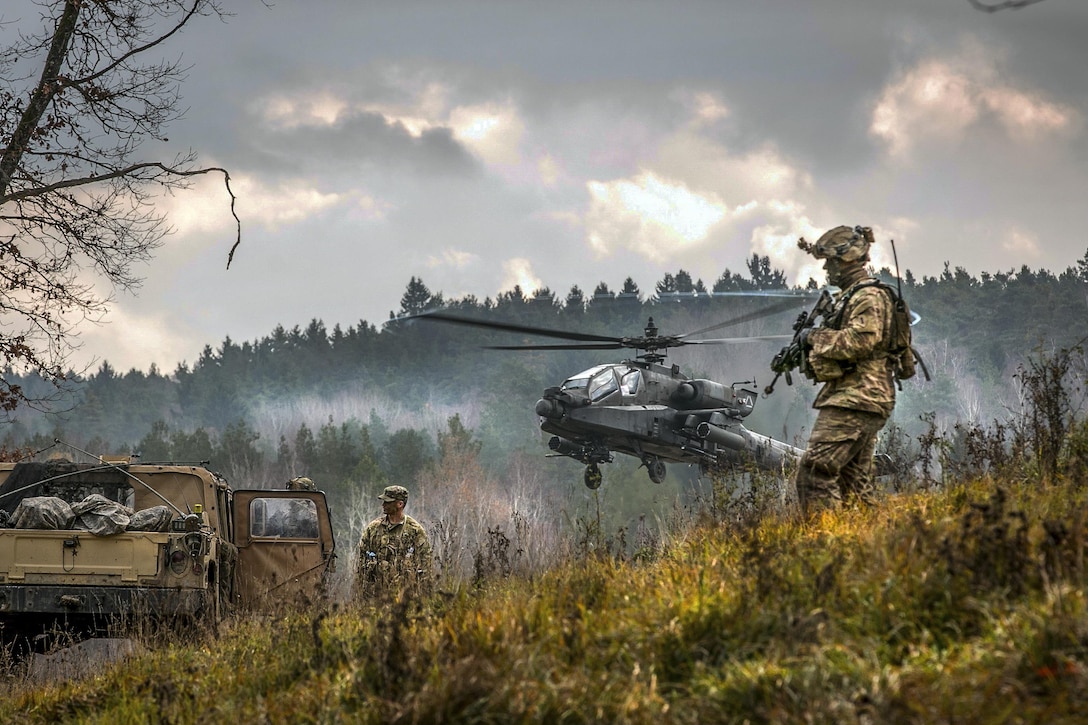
left=7, top=495, right=174, bottom=536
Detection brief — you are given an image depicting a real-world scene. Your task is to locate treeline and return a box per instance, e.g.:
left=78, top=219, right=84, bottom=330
left=4, top=253, right=1088, bottom=478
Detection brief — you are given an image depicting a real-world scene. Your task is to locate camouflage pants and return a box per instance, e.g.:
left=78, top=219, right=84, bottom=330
left=795, top=406, right=888, bottom=516
left=354, top=561, right=433, bottom=603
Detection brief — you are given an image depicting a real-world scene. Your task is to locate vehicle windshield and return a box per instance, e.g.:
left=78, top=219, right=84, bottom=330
left=588, top=367, right=620, bottom=401
left=251, top=497, right=320, bottom=539
left=619, top=367, right=642, bottom=395
left=561, top=364, right=613, bottom=391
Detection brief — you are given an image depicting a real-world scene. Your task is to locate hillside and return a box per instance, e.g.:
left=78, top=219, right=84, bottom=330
left=3, top=464, right=1087, bottom=723
left=3, top=263, right=1087, bottom=653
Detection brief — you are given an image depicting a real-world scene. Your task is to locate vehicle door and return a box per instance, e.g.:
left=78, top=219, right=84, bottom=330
left=231, top=490, right=336, bottom=611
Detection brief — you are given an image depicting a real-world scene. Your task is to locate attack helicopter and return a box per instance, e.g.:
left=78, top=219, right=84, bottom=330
left=414, top=296, right=814, bottom=489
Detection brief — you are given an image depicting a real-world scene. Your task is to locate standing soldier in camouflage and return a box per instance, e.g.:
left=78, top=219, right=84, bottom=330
left=354, top=485, right=435, bottom=601
left=793, top=225, right=897, bottom=516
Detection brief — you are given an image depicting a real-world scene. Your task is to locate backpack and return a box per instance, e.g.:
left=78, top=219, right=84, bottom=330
left=830, top=279, right=929, bottom=386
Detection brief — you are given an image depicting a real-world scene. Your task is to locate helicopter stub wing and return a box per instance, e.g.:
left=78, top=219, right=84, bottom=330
left=541, top=403, right=723, bottom=466
left=541, top=402, right=803, bottom=471
left=712, top=425, right=804, bottom=470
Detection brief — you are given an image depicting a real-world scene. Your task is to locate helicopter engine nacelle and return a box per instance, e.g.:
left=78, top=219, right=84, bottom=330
left=695, top=422, right=746, bottom=451
left=672, top=380, right=753, bottom=415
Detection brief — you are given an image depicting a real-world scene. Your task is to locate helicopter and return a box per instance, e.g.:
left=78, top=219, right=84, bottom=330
left=413, top=296, right=815, bottom=489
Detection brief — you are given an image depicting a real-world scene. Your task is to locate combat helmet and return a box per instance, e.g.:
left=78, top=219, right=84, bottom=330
left=798, top=225, right=874, bottom=263
left=287, top=476, right=315, bottom=491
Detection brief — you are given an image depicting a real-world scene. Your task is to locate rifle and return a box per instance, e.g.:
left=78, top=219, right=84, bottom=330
left=765, top=288, right=834, bottom=395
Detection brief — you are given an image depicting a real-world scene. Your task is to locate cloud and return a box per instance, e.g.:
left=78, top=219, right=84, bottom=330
left=870, top=40, right=1079, bottom=158
left=427, top=248, right=478, bottom=269
left=1001, top=227, right=1041, bottom=258
left=256, top=91, right=351, bottom=130
left=584, top=172, right=727, bottom=261
left=981, top=86, right=1077, bottom=142
left=160, top=173, right=360, bottom=235
left=75, top=304, right=200, bottom=374
left=577, top=96, right=823, bottom=282
left=230, top=177, right=352, bottom=230
left=500, top=258, right=544, bottom=295
left=537, top=154, right=561, bottom=186
left=688, top=91, right=730, bottom=128
left=746, top=205, right=824, bottom=285
left=251, top=74, right=540, bottom=185
left=449, top=101, right=526, bottom=167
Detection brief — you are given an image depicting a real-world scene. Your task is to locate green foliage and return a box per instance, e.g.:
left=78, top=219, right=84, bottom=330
left=172, top=427, right=214, bottom=464
left=5, top=476, right=1087, bottom=723
left=213, top=420, right=263, bottom=480
left=382, top=428, right=434, bottom=485
left=5, top=264, right=1088, bottom=721
left=136, top=420, right=171, bottom=462
left=7, top=258, right=1086, bottom=457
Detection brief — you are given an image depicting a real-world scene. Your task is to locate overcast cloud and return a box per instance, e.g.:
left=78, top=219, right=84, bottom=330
left=8, top=0, right=1086, bottom=373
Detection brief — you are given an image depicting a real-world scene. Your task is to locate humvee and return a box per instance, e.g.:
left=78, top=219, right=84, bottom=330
left=0, top=457, right=336, bottom=649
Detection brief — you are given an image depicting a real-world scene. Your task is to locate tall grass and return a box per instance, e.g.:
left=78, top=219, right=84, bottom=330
left=4, top=345, right=1085, bottom=722
left=4, top=473, right=1086, bottom=724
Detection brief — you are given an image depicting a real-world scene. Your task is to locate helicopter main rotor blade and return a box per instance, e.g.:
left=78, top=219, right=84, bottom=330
left=677, top=334, right=795, bottom=345
left=485, top=342, right=627, bottom=351
left=708, top=290, right=821, bottom=299
left=680, top=296, right=810, bottom=339
left=410, top=310, right=625, bottom=344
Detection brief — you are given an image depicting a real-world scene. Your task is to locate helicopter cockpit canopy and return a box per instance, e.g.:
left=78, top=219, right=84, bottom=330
left=561, top=364, right=643, bottom=401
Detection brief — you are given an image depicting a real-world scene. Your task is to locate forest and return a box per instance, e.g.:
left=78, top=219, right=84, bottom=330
left=4, top=255, right=1088, bottom=722
left=3, top=252, right=1088, bottom=582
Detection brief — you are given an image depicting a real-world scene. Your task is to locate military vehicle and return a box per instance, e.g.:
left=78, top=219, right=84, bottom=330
left=0, top=453, right=336, bottom=650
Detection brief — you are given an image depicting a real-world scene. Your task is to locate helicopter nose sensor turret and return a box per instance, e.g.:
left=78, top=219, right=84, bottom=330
left=535, top=397, right=563, bottom=419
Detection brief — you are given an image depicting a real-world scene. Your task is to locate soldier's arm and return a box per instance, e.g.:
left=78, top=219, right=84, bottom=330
left=409, top=522, right=435, bottom=581
left=355, top=524, right=379, bottom=576
left=418, top=532, right=435, bottom=575
left=808, top=289, right=889, bottom=361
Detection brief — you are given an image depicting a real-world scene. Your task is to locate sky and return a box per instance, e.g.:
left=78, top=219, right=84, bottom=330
left=10, top=0, right=1088, bottom=374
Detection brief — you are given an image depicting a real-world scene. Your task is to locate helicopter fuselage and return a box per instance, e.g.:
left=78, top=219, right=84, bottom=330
left=410, top=308, right=811, bottom=488
left=535, top=360, right=802, bottom=484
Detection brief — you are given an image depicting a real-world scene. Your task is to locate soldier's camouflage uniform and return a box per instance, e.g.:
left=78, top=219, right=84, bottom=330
left=796, top=276, right=896, bottom=514
left=354, top=513, right=435, bottom=600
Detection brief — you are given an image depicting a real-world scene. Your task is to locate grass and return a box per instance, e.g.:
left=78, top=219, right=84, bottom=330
left=3, top=475, right=1087, bottom=724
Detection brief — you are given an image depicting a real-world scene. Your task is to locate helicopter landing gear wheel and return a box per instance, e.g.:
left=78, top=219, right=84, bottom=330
left=584, top=462, right=603, bottom=490
left=645, top=457, right=666, bottom=484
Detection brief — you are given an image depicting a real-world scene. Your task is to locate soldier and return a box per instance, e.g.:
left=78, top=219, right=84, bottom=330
left=793, top=225, right=897, bottom=516
left=354, top=485, right=434, bottom=601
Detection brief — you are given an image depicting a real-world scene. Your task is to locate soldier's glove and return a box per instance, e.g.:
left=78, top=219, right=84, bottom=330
left=798, top=328, right=814, bottom=349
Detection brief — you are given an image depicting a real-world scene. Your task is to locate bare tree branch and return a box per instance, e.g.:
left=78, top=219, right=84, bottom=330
left=967, top=0, right=1048, bottom=12
left=1, top=0, right=240, bottom=413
